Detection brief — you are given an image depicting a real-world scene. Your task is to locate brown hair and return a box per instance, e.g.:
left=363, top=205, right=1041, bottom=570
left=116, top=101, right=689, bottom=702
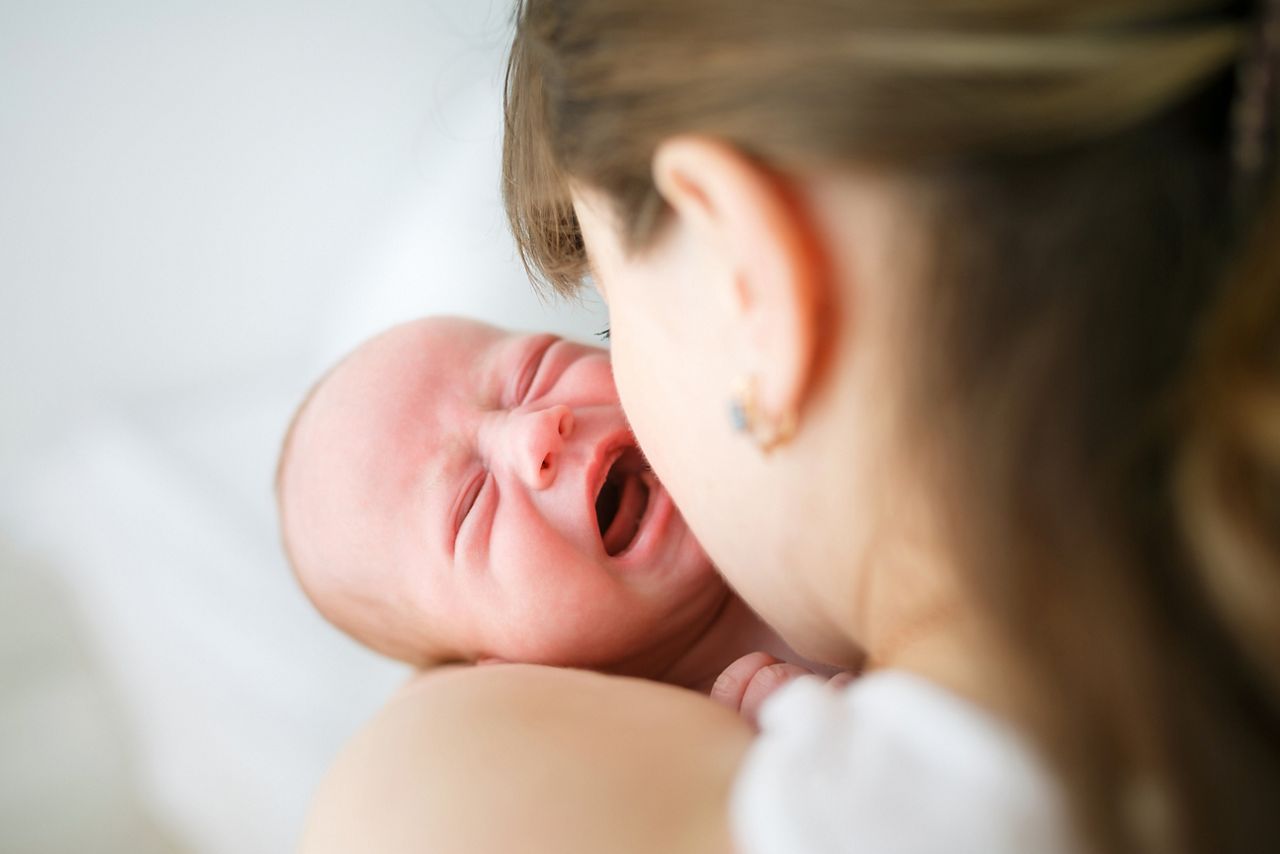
left=502, top=1, right=1280, bottom=851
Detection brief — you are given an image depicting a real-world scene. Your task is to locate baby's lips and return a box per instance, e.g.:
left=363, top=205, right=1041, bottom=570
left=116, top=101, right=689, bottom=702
left=585, top=436, right=645, bottom=554
left=601, top=466, right=649, bottom=556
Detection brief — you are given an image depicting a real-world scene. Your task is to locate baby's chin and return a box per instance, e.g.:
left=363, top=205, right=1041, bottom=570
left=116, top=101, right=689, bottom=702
left=652, top=523, right=721, bottom=596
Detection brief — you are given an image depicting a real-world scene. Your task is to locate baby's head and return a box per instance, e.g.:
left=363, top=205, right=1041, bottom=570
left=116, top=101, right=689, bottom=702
left=277, top=317, right=725, bottom=668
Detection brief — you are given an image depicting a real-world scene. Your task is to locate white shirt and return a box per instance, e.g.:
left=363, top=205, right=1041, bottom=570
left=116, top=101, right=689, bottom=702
left=731, top=670, right=1081, bottom=854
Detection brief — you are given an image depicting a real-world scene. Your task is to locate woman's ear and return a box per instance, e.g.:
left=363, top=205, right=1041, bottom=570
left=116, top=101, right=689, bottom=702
left=651, top=136, right=826, bottom=435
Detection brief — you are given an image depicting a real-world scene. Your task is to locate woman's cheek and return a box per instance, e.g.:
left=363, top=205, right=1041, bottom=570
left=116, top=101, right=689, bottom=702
left=611, top=335, right=686, bottom=491
left=610, top=336, right=662, bottom=455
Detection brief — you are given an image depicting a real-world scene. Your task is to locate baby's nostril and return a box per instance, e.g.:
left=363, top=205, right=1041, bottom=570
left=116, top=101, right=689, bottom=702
left=541, top=456, right=552, bottom=472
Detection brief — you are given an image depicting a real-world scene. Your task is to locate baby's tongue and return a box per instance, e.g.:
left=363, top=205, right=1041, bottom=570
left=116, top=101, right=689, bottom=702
left=602, top=473, right=647, bottom=556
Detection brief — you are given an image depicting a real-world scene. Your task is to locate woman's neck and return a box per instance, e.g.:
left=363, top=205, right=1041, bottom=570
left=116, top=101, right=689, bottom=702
left=857, top=554, right=1025, bottom=726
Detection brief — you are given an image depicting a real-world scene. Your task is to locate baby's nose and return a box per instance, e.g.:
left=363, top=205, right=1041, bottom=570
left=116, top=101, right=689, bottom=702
left=507, top=404, right=575, bottom=490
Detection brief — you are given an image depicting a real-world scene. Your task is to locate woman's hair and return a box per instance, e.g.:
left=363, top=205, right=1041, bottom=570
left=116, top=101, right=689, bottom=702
left=502, top=2, right=1280, bottom=852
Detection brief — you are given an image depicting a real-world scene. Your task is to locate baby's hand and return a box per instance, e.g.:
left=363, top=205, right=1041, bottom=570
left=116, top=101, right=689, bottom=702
left=710, top=652, right=854, bottom=728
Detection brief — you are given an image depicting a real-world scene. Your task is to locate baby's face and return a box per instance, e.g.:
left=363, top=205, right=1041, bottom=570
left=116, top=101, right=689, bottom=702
left=280, top=317, right=724, bottom=666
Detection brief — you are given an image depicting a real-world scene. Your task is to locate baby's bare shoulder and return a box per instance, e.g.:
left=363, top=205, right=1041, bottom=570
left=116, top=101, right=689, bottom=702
left=303, top=664, right=750, bottom=854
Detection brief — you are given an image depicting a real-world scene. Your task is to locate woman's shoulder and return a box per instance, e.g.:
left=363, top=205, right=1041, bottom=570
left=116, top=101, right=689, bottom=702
left=300, top=663, right=753, bottom=854
left=732, top=669, right=1082, bottom=854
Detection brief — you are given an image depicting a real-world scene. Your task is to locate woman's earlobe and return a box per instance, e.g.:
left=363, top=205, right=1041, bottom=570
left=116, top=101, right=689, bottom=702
left=728, top=373, right=798, bottom=454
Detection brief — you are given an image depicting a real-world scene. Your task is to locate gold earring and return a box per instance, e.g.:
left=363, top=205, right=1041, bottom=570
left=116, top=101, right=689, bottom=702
left=728, top=375, right=797, bottom=453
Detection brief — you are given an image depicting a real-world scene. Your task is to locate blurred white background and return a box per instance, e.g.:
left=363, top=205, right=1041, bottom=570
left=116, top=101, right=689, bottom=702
left=0, top=2, right=607, bottom=852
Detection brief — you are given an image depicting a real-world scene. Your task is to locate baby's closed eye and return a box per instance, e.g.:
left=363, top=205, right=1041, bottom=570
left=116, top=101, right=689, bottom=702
left=453, top=470, right=487, bottom=547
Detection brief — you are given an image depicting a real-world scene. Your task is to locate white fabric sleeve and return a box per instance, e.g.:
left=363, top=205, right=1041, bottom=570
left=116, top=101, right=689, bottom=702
left=730, top=670, right=1082, bottom=854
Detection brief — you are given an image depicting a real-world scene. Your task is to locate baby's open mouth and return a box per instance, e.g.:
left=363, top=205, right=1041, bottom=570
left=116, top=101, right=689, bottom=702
left=595, top=448, right=651, bottom=556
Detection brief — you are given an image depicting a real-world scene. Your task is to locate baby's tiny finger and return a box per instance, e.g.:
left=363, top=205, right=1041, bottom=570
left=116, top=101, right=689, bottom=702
left=710, top=651, right=780, bottom=714
left=740, top=663, right=811, bottom=728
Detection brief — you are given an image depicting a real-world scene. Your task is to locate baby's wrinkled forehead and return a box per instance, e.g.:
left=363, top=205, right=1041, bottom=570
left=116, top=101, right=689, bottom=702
left=299, top=319, right=547, bottom=523
left=281, top=318, right=509, bottom=498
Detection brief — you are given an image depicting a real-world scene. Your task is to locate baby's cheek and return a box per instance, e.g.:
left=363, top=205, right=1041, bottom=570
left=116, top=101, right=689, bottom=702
left=490, top=564, right=621, bottom=662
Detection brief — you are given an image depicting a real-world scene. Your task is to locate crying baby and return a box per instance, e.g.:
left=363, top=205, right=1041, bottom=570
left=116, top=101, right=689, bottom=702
left=276, top=317, right=848, bottom=718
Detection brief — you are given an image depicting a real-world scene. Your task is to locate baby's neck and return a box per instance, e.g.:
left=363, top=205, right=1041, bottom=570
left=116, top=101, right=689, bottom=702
left=610, top=593, right=838, bottom=693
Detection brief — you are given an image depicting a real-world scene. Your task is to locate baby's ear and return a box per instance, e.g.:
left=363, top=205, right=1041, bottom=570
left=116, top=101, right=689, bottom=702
left=475, top=655, right=509, bottom=667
